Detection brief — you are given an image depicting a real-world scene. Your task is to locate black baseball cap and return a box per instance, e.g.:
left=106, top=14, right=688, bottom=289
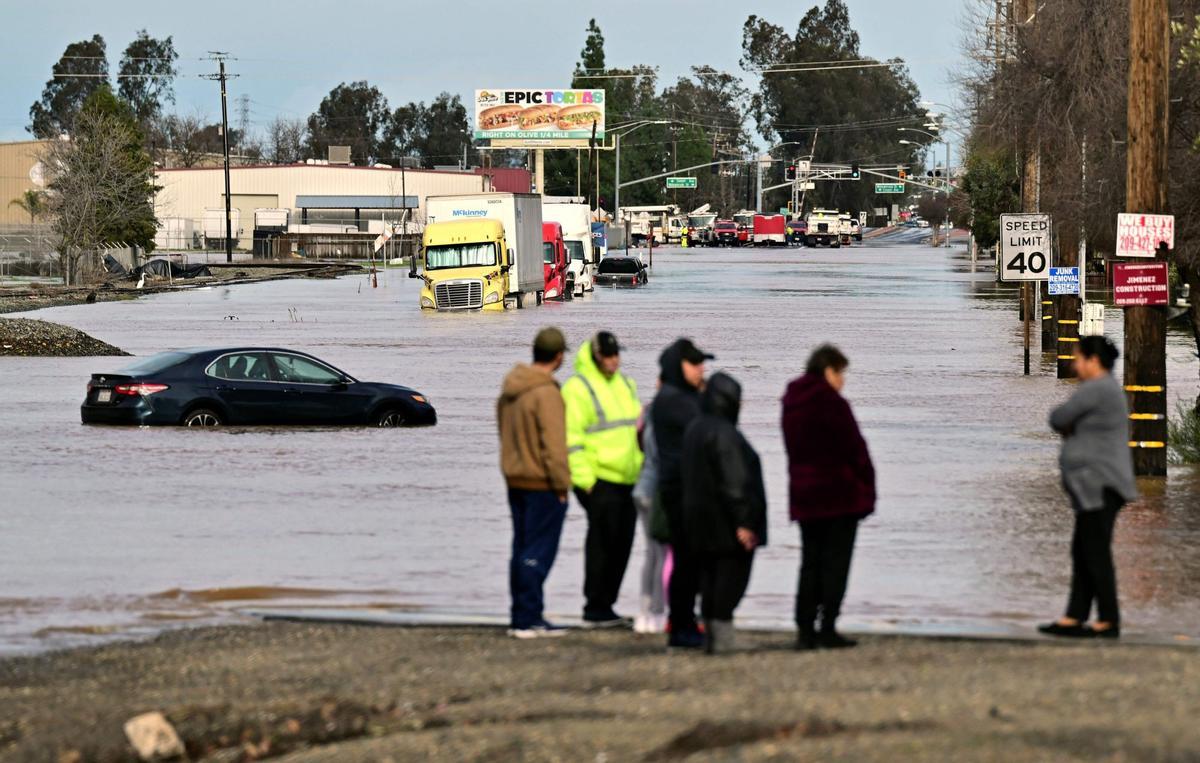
left=677, top=338, right=714, bottom=364
left=594, top=331, right=622, bottom=357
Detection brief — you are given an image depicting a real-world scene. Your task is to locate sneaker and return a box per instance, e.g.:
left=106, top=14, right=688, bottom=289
left=668, top=628, right=705, bottom=650
left=582, top=611, right=631, bottom=629
left=508, top=623, right=569, bottom=639
left=634, top=613, right=668, bottom=634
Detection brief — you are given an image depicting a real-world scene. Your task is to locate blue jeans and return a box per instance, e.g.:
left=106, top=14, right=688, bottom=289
left=509, top=489, right=568, bottom=629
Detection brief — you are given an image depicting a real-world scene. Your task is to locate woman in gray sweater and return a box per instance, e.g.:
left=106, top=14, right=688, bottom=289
left=1040, top=335, right=1137, bottom=640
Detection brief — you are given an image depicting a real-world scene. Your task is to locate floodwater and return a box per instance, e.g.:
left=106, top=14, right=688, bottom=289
left=2, top=236, right=1198, bottom=654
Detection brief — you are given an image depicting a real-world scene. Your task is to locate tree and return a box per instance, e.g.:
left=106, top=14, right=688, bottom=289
left=265, top=117, right=307, bottom=164
left=306, top=81, right=389, bottom=163
left=118, top=30, right=178, bottom=126
left=741, top=3, right=925, bottom=214
left=43, top=85, right=158, bottom=283
left=957, top=148, right=1018, bottom=248
left=382, top=93, right=470, bottom=168
left=575, top=19, right=606, bottom=79
left=8, top=190, right=48, bottom=226
left=29, top=35, right=109, bottom=138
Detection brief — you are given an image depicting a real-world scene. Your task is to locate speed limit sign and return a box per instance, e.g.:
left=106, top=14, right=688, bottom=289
left=999, top=213, right=1052, bottom=282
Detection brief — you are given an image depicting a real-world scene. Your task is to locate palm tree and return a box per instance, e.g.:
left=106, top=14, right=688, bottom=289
left=8, top=189, right=47, bottom=226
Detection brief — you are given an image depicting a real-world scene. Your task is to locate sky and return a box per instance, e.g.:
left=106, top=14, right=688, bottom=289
left=1, top=0, right=966, bottom=146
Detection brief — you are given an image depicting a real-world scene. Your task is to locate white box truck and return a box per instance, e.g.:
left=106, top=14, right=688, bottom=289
left=416, top=193, right=544, bottom=311
left=542, top=197, right=596, bottom=296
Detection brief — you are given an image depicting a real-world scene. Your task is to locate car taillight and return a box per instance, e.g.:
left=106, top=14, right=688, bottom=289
left=114, top=383, right=169, bottom=396
left=631, top=276, right=638, bottom=285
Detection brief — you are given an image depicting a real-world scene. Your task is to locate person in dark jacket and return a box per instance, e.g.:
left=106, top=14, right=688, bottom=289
left=651, top=338, right=714, bottom=649
left=681, top=372, right=767, bottom=654
left=782, top=344, right=875, bottom=650
left=1039, top=335, right=1137, bottom=640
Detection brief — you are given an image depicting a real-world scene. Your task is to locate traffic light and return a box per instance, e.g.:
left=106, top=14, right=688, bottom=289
left=898, top=168, right=907, bottom=180
left=850, top=163, right=860, bottom=180
left=785, top=164, right=796, bottom=181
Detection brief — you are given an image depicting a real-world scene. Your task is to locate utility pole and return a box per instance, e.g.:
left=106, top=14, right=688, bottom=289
left=1124, top=0, right=1170, bottom=476
left=1056, top=138, right=1085, bottom=379
left=1014, top=0, right=1038, bottom=335
left=202, top=53, right=237, bottom=264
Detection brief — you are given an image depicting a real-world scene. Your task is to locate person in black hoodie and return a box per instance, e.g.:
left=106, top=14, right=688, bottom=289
left=681, top=372, right=767, bottom=654
left=651, top=338, right=714, bottom=649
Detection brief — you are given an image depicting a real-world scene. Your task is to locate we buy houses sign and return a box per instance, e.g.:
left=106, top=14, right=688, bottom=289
left=1116, top=213, right=1174, bottom=258
left=1112, top=262, right=1169, bottom=307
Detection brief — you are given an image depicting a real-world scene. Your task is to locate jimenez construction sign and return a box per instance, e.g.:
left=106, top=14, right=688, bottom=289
left=474, top=89, right=605, bottom=143
left=1113, top=261, right=1169, bottom=306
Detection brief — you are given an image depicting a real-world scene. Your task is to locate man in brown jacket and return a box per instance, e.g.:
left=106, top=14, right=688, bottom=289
left=497, top=327, right=572, bottom=638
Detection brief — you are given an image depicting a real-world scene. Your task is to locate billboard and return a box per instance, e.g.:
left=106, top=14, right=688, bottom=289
left=474, top=89, right=605, bottom=144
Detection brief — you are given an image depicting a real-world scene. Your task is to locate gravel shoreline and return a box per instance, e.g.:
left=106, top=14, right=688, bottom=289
left=1, top=622, right=1196, bottom=761
left=0, top=317, right=127, bottom=357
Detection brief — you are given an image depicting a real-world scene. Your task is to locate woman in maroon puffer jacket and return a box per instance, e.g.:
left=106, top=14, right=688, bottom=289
left=782, top=344, right=875, bottom=650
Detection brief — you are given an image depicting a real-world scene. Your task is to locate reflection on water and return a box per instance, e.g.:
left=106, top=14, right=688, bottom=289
left=0, top=242, right=1197, bottom=653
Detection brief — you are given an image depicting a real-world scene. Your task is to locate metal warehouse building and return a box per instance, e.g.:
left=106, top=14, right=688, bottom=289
left=153, top=164, right=531, bottom=251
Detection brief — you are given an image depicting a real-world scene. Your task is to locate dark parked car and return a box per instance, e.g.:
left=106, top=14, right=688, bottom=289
left=80, top=348, right=437, bottom=428
left=594, top=256, right=649, bottom=287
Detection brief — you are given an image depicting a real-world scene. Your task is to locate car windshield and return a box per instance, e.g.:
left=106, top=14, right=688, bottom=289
left=565, top=240, right=586, bottom=261
left=599, top=258, right=640, bottom=274
left=688, top=215, right=716, bottom=227
left=425, top=243, right=497, bottom=270
left=117, top=351, right=190, bottom=375
left=542, top=242, right=556, bottom=264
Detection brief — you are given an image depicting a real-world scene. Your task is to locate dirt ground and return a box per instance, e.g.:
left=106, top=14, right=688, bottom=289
left=1, top=623, right=1196, bottom=762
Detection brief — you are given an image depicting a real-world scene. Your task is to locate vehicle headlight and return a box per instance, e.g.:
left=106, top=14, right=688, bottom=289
left=421, top=296, right=435, bottom=308
left=484, top=291, right=500, bottom=304
left=411, top=394, right=427, bottom=404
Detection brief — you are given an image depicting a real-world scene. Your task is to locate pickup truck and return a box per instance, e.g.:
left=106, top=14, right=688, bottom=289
left=714, top=219, right=739, bottom=247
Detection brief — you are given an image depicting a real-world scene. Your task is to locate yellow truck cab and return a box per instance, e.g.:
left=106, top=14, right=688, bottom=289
left=414, top=192, right=544, bottom=311
left=417, top=219, right=509, bottom=310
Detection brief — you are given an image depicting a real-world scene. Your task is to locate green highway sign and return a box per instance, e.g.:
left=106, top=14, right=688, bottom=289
left=666, top=177, right=698, bottom=189
left=875, top=182, right=906, bottom=194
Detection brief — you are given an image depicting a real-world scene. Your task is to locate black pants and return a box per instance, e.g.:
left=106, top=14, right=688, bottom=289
left=1065, top=489, right=1123, bottom=624
left=698, top=551, right=754, bottom=621
left=663, top=489, right=700, bottom=634
left=575, top=480, right=637, bottom=619
left=795, top=516, right=859, bottom=631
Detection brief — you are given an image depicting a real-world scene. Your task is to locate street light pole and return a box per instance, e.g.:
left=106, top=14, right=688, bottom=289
left=609, top=120, right=670, bottom=218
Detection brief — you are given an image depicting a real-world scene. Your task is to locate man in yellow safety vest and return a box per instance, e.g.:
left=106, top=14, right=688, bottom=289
left=562, top=331, right=644, bottom=627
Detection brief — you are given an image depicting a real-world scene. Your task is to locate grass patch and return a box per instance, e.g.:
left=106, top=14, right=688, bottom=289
left=1168, top=401, right=1200, bottom=464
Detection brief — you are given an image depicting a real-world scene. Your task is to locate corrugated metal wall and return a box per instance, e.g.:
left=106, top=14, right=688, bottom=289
left=154, top=166, right=486, bottom=225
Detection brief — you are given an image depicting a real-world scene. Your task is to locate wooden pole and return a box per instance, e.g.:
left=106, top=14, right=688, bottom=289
left=1124, top=0, right=1170, bottom=476
left=1056, top=222, right=1081, bottom=378
left=1023, top=282, right=1032, bottom=375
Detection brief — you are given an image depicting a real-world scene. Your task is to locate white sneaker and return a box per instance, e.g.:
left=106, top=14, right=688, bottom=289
left=508, top=624, right=569, bottom=639
left=634, top=613, right=667, bottom=634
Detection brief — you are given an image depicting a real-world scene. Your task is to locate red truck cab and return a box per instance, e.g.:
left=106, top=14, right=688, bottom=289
left=541, top=222, right=573, bottom=301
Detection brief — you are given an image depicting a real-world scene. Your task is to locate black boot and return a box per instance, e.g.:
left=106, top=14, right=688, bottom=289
left=819, top=624, right=857, bottom=649
left=795, top=623, right=819, bottom=651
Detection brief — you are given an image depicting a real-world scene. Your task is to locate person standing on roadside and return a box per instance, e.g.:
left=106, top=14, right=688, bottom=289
left=632, top=388, right=668, bottom=634
left=562, top=331, right=644, bottom=628
left=1039, top=336, right=1137, bottom=640
left=652, top=338, right=714, bottom=649
left=783, top=345, right=875, bottom=650
left=681, top=372, right=767, bottom=654
left=497, top=328, right=572, bottom=639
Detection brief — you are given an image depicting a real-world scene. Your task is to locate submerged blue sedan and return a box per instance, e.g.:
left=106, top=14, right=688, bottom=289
left=81, top=348, right=437, bottom=428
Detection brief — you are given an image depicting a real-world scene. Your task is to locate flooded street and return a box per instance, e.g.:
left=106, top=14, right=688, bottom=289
left=2, top=237, right=1198, bottom=654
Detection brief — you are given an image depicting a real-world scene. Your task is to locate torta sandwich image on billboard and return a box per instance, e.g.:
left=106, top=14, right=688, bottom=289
left=474, top=89, right=605, bottom=141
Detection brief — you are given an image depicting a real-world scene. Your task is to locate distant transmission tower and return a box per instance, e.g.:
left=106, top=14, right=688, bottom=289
left=236, top=94, right=251, bottom=156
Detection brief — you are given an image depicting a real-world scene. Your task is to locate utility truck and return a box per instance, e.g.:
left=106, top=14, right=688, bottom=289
left=805, top=209, right=842, bottom=248
left=543, top=197, right=596, bottom=296
left=413, top=193, right=544, bottom=311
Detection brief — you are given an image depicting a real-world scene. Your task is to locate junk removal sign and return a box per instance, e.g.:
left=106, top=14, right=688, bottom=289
left=1048, top=267, right=1080, bottom=295
left=474, top=89, right=605, bottom=144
